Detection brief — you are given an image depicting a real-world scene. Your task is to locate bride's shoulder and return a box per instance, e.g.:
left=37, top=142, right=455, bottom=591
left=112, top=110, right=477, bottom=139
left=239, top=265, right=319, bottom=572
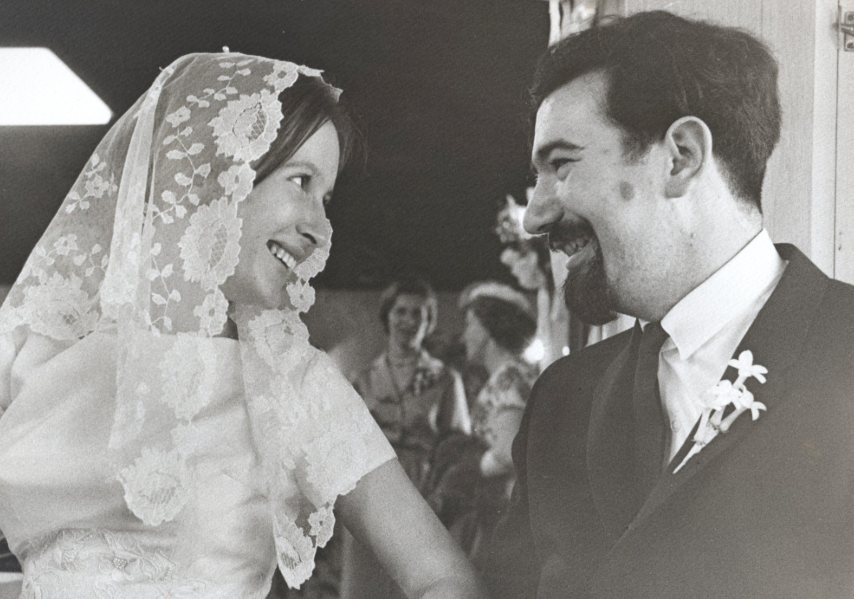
left=301, top=348, right=354, bottom=392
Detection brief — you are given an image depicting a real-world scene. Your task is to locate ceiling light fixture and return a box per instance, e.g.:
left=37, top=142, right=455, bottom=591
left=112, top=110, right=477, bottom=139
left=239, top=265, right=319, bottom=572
left=0, top=47, right=113, bottom=126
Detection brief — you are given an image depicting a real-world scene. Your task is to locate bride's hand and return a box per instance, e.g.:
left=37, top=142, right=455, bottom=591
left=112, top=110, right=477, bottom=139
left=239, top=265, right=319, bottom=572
left=336, top=459, right=488, bottom=599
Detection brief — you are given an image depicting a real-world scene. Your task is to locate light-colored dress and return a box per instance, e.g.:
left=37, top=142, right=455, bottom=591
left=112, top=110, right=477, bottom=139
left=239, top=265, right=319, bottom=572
left=352, top=351, right=469, bottom=491
left=0, top=52, right=400, bottom=599
left=0, top=330, right=395, bottom=599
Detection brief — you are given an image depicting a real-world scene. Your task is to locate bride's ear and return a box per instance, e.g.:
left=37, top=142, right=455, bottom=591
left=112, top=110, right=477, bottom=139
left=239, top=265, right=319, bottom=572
left=662, top=116, right=712, bottom=199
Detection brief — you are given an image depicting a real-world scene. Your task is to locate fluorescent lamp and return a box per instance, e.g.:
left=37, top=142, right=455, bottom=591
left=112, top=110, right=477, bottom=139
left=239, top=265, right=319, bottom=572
left=0, top=47, right=112, bottom=125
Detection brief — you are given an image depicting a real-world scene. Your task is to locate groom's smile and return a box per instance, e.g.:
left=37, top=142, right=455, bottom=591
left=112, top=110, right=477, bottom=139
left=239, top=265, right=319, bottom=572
left=524, top=70, right=667, bottom=324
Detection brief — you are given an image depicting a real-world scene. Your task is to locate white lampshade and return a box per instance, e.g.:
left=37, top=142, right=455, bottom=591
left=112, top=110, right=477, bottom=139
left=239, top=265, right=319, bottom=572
left=0, top=47, right=112, bottom=126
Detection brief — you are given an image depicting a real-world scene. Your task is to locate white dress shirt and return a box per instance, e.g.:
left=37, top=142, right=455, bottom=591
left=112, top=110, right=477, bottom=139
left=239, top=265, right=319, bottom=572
left=657, top=230, right=787, bottom=462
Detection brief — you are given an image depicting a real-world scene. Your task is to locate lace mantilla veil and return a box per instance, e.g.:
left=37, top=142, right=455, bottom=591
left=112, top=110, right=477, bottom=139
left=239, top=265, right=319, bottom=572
left=0, top=53, right=390, bottom=588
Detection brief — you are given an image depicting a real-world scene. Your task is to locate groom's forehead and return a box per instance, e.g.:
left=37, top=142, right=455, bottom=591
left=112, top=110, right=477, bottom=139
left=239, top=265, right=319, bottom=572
left=533, top=74, right=617, bottom=158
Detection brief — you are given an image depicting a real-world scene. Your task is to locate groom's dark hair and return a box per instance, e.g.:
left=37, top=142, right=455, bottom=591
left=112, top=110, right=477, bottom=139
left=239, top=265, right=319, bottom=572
left=530, top=11, right=781, bottom=211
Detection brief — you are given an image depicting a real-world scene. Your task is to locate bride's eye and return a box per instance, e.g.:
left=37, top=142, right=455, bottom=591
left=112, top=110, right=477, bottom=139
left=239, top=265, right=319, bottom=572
left=290, top=174, right=310, bottom=190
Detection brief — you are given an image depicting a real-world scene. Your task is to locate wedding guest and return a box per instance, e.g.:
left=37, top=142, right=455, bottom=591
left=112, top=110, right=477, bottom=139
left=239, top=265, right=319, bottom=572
left=341, top=277, right=471, bottom=599
left=483, top=11, right=854, bottom=598
left=461, top=283, right=537, bottom=487
left=426, top=282, right=536, bottom=560
left=0, top=52, right=484, bottom=599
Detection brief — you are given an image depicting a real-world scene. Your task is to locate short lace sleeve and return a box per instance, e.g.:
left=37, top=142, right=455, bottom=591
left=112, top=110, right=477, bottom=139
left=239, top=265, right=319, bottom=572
left=235, top=308, right=396, bottom=588
left=263, top=348, right=395, bottom=588
left=292, top=349, right=396, bottom=507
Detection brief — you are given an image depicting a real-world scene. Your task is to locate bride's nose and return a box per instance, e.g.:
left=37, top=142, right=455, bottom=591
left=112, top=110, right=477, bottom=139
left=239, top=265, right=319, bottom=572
left=296, top=206, right=331, bottom=247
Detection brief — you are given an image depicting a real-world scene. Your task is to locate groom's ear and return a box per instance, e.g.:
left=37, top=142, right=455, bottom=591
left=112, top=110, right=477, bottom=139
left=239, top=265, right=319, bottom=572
left=662, top=116, right=712, bottom=199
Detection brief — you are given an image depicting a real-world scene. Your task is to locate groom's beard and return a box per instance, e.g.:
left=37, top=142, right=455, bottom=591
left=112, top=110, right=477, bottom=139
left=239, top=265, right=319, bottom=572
left=563, top=240, right=618, bottom=326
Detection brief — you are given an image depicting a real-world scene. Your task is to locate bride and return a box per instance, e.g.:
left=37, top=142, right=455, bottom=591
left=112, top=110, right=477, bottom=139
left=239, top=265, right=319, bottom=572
left=0, top=52, right=484, bottom=599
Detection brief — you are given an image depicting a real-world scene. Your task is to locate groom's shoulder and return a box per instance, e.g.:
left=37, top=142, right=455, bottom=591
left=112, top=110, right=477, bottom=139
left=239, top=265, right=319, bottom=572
left=812, top=277, right=854, bottom=350
left=531, top=329, right=631, bottom=404
left=805, top=262, right=854, bottom=328
left=825, top=277, right=854, bottom=311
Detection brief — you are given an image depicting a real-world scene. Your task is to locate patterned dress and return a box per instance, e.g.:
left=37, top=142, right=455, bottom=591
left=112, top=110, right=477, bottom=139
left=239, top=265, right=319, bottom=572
left=426, top=360, right=537, bottom=560
left=470, top=361, right=537, bottom=457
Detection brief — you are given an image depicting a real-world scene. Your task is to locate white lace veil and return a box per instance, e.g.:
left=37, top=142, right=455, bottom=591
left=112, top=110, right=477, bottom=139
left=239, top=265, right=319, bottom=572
left=0, top=53, right=391, bottom=588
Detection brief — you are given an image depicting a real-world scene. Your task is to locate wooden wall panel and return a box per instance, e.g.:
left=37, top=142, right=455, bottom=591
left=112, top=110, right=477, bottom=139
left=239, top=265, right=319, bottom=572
left=835, top=0, right=854, bottom=283
left=806, top=0, right=840, bottom=276
left=761, top=0, right=825, bottom=266
left=637, top=0, right=761, bottom=26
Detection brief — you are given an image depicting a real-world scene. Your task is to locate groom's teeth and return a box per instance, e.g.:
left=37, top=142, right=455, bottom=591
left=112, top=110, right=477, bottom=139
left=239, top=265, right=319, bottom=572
left=564, top=236, right=591, bottom=258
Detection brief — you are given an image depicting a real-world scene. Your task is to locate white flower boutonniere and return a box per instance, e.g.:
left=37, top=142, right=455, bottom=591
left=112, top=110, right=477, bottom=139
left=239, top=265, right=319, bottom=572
left=673, top=350, right=768, bottom=473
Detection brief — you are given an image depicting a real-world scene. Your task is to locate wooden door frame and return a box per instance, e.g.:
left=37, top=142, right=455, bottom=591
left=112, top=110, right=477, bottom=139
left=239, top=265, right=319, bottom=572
left=836, top=0, right=854, bottom=283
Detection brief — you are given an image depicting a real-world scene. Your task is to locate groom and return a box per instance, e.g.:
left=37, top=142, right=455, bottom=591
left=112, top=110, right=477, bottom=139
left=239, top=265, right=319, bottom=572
left=482, top=10, right=854, bottom=599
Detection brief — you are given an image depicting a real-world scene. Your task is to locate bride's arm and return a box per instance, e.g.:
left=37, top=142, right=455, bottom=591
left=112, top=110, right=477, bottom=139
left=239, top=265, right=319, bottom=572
left=335, top=458, right=487, bottom=599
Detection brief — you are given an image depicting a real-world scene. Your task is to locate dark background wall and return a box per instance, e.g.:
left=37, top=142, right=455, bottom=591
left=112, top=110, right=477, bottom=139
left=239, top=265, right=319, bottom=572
left=0, top=0, right=549, bottom=291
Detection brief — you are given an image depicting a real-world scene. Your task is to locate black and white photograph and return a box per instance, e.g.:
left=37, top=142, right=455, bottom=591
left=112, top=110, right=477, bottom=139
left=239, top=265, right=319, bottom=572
left=0, top=1, right=852, bottom=598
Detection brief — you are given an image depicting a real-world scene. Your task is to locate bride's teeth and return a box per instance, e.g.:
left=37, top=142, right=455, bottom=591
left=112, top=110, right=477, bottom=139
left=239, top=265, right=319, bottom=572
left=268, top=242, right=297, bottom=270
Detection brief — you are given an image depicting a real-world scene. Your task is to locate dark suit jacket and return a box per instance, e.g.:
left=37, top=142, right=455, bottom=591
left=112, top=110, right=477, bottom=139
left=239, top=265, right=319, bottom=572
left=482, top=244, right=854, bottom=599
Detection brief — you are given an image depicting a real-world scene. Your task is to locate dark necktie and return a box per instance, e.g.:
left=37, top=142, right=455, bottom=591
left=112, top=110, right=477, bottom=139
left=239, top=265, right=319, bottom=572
left=633, top=321, right=669, bottom=498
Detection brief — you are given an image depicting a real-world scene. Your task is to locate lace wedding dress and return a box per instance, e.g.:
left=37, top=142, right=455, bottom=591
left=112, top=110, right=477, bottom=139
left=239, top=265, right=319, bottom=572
left=0, top=53, right=395, bottom=598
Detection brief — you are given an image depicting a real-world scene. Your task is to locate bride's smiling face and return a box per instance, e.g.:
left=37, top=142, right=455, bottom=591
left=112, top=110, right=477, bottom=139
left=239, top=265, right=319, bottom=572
left=221, top=121, right=340, bottom=309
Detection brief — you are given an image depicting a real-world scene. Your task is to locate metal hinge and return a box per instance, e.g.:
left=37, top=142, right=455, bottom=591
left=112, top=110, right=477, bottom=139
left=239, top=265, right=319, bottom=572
left=842, top=9, right=854, bottom=51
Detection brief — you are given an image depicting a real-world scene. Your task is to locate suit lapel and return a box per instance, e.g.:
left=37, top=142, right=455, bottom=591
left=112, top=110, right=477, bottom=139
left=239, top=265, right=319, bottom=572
left=586, top=322, right=644, bottom=542
left=630, top=244, right=831, bottom=527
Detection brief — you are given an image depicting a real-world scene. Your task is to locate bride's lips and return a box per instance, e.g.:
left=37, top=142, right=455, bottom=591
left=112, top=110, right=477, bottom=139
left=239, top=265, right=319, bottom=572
left=266, top=240, right=304, bottom=272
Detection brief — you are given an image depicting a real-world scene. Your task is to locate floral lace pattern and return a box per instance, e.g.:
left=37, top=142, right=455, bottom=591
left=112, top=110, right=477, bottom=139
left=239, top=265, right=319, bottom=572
left=178, top=197, right=242, bottom=291
left=118, top=447, right=190, bottom=527
left=0, top=52, right=394, bottom=590
left=236, top=306, right=394, bottom=588
left=19, top=529, right=213, bottom=599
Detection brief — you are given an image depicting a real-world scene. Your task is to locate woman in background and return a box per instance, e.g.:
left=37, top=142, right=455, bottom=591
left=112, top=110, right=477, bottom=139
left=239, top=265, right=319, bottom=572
left=341, top=277, right=470, bottom=599
left=462, top=283, right=537, bottom=487
left=427, top=282, right=537, bottom=560
left=0, top=52, right=483, bottom=599
left=353, top=278, right=470, bottom=488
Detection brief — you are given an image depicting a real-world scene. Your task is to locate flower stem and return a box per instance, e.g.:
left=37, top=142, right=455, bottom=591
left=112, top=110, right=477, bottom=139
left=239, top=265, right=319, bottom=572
left=720, top=406, right=747, bottom=433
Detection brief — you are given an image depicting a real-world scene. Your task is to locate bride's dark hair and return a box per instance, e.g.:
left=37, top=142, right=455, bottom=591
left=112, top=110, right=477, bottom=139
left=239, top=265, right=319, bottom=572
left=253, top=75, right=358, bottom=184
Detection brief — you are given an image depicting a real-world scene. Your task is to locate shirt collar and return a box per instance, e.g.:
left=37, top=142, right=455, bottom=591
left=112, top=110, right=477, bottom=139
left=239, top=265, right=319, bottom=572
left=660, top=229, right=785, bottom=360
